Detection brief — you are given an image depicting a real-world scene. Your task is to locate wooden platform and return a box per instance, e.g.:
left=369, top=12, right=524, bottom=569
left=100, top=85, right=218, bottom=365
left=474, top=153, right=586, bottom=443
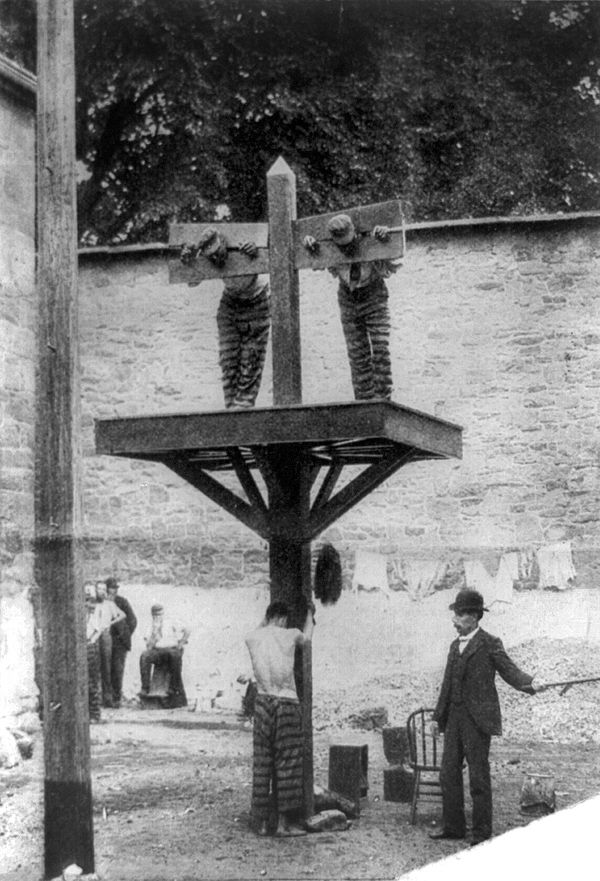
left=95, top=400, right=462, bottom=468
left=95, top=401, right=462, bottom=543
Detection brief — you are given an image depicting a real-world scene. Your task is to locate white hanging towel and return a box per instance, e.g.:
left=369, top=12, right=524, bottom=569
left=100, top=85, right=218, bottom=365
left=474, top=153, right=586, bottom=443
left=501, top=551, right=520, bottom=582
left=493, top=554, right=516, bottom=605
left=536, top=541, right=576, bottom=590
left=352, top=550, right=391, bottom=596
left=401, top=558, right=448, bottom=601
left=463, top=559, right=497, bottom=608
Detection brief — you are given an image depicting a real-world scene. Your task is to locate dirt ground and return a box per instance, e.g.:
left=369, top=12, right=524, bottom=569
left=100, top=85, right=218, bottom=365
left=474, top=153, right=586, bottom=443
left=3, top=705, right=600, bottom=881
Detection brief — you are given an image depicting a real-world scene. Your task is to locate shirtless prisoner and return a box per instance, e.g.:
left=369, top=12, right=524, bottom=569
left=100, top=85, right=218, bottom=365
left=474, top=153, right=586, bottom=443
left=245, top=601, right=315, bottom=837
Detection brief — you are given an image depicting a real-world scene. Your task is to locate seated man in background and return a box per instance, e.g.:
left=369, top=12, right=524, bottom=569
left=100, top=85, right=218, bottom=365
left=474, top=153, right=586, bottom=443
left=139, top=603, right=190, bottom=706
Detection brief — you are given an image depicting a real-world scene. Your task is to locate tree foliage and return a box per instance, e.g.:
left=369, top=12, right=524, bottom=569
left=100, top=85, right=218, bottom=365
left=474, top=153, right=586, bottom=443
left=1, top=0, right=599, bottom=244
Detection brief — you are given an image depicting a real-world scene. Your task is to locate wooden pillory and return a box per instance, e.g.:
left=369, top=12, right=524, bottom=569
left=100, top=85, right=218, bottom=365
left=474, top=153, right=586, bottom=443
left=95, top=157, right=463, bottom=819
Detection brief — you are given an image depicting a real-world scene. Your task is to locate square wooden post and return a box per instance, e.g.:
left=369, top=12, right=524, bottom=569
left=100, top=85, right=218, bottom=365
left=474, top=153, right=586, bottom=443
left=266, top=157, right=302, bottom=406
left=36, top=0, right=94, bottom=876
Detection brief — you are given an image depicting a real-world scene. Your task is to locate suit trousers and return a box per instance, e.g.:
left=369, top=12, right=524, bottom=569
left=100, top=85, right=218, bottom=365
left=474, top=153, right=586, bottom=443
left=440, top=705, right=492, bottom=842
left=98, top=629, right=114, bottom=708
left=111, top=642, right=129, bottom=705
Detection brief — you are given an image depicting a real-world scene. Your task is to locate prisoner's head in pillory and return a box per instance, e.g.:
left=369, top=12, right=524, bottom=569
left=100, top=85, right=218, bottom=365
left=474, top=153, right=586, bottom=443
left=197, top=226, right=229, bottom=268
left=328, top=213, right=359, bottom=256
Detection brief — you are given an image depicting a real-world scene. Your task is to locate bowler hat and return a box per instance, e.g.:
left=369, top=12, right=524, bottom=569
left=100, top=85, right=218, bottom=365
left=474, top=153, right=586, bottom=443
left=449, top=589, right=488, bottom=614
left=327, top=214, right=356, bottom=246
left=151, top=603, right=164, bottom=615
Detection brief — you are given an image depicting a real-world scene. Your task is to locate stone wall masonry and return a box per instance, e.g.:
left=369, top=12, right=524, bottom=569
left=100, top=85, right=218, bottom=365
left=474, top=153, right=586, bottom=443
left=0, top=66, right=37, bottom=719
left=79, top=216, right=600, bottom=592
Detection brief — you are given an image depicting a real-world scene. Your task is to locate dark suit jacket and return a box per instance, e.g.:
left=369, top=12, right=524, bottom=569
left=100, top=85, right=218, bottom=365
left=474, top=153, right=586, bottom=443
left=432, top=628, right=534, bottom=736
left=111, top=594, right=137, bottom=651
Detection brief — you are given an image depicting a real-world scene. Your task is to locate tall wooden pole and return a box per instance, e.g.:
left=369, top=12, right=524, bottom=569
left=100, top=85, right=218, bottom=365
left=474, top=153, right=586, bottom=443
left=267, top=157, right=302, bottom=406
left=265, top=158, right=313, bottom=816
left=36, top=0, right=94, bottom=876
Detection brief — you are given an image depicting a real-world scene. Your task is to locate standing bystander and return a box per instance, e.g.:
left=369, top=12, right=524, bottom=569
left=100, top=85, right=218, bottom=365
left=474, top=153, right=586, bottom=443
left=430, top=589, right=547, bottom=846
left=105, top=577, right=137, bottom=708
left=84, top=583, right=102, bottom=724
left=94, top=580, right=125, bottom=708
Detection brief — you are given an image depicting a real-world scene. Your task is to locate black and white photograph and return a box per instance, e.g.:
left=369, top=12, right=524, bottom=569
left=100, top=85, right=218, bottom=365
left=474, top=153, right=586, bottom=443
left=1, top=1, right=600, bottom=879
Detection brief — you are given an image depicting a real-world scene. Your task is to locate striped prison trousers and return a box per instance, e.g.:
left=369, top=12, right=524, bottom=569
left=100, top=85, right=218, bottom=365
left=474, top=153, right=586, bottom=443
left=252, top=693, right=304, bottom=820
left=87, top=641, right=102, bottom=723
left=337, top=276, right=393, bottom=401
left=217, top=287, right=271, bottom=409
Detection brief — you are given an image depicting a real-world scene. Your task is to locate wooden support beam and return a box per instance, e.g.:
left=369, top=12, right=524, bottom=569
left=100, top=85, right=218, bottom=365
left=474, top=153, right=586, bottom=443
left=226, top=447, right=267, bottom=513
left=36, top=1, right=94, bottom=877
left=312, top=461, right=344, bottom=510
left=165, top=458, right=270, bottom=539
left=267, top=157, right=302, bottom=405
left=307, top=450, right=416, bottom=540
left=307, top=461, right=322, bottom=491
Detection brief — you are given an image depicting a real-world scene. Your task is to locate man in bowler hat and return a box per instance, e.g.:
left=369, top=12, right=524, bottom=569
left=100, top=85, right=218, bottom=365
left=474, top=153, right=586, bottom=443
left=430, top=589, right=546, bottom=846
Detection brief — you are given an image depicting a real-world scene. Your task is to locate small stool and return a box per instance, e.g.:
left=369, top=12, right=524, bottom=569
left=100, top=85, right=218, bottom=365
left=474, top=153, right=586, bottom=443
left=328, top=744, right=368, bottom=815
left=139, top=657, right=187, bottom=709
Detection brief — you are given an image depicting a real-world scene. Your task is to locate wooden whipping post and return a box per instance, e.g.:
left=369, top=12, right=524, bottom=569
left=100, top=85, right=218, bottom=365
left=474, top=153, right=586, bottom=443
left=266, top=157, right=314, bottom=817
left=36, top=0, right=94, bottom=876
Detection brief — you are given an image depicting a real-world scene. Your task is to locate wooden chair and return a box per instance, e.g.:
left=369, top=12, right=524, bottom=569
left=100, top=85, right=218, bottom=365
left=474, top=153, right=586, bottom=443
left=406, top=707, right=443, bottom=824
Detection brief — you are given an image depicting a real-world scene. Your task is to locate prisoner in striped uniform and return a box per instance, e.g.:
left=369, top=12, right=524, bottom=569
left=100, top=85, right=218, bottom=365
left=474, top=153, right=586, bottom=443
left=304, top=214, right=399, bottom=401
left=245, top=600, right=315, bottom=837
left=85, top=586, right=102, bottom=723
left=191, top=228, right=270, bottom=409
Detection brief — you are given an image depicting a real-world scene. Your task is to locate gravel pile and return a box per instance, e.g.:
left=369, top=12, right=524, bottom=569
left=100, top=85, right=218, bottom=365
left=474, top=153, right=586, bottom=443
left=501, top=638, right=600, bottom=743
left=313, top=637, right=600, bottom=744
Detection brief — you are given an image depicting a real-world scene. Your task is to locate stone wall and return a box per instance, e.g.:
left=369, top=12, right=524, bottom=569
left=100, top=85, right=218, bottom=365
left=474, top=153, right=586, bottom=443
left=79, top=214, right=600, bottom=591
left=0, top=58, right=37, bottom=719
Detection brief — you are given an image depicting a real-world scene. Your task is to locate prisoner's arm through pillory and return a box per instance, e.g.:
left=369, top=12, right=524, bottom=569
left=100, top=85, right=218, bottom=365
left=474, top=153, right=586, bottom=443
left=238, top=240, right=259, bottom=259
left=180, top=242, right=198, bottom=266
left=303, top=234, right=320, bottom=255
left=372, top=225, right=391, bottom=242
